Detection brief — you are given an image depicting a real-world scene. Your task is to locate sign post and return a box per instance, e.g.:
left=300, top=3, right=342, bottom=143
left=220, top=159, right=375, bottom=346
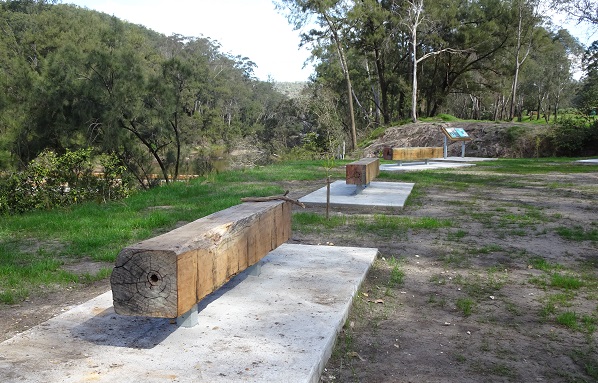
left=440, top=127, right=472, bottom=158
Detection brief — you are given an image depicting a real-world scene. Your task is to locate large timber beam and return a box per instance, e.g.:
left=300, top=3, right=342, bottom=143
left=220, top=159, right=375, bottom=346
left=383, top=147, right=443, bottom=161
left=110, top=200, right=291, bottom=318
left=346, top=158, right=380, bottom=186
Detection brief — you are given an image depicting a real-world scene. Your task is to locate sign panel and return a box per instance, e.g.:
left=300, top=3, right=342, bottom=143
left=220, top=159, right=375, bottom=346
left=441, top=127, right=472, bottom=141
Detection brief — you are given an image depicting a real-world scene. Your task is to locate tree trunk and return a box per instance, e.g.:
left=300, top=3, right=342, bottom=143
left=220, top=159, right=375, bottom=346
left=374, top=48, right=390, bottom=124
left=325, top=14, right=357, bottom=150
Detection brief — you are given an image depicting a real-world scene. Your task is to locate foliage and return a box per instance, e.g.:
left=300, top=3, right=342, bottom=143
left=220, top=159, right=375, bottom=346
left=549, top=118, right=598, bottom=156
left=0, top=148, right=132, bottom=215
left=276, top=0, right=584, bottom=139
left=0, top=2, right=300, bottom=186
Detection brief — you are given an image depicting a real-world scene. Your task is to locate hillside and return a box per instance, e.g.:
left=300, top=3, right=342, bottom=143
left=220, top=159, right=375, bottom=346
left=364, top=121, right=550, bottom=158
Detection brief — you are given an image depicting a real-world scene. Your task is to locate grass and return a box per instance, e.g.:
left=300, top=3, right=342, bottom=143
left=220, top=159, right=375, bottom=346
left=388, top=257, right=405, bottom=287
left=456, top=297, right=475, bottom=316
left=529, top=256, right=563, bottom=271
left=292, top=212, right=452, bottom=239
left=0, top=162, right=303, bottom=304
left=556, top=226, right=598, bottom=242
left=551, top=273, right=584, bottom=290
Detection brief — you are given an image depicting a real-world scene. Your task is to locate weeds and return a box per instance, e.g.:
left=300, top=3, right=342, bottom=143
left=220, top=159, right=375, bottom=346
left=388, top=257, right=405, bottom=287
left=556, top=226, right=598, bottom=241
left=456, top=297, right=474, bottom=316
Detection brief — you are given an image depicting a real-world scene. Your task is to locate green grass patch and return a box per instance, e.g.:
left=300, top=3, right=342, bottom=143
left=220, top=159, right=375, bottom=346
left=472, top=244, right=503, bottom=254
left=551, top=273, right=584, bottom=290
left=388, top=257, right=405, bottom=287
left=474, top=158, right=598, bottom=175
left=292, top=213, right=451, bottom=239
left=456, top=297, right=474, bottom=316
left=556, top=226, right=598, bottom=242
left=355, top=215, right=453, bottom=238
left=447, top=230, right=467, bottom=241
left=528, top=257, right=563, bottom=272
left=556, top=311, right=579, bottom=329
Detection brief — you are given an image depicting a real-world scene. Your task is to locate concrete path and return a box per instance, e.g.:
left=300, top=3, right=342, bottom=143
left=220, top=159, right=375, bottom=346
left=431, top=156, right=498, bottom=162
left=380, top=156, right=496, bottom=172
left=299, top=180, right=415, bottom=211
left=577, top=159, right=598, bottom=164
left=0, top=244, right=377, bottom=383
left=380, top=161, right=476, bottom=172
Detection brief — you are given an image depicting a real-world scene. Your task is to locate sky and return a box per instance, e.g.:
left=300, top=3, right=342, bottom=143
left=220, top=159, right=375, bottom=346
left=64, top=1, right=594, bottom=83
left=65, top=0, right=315, bottom=82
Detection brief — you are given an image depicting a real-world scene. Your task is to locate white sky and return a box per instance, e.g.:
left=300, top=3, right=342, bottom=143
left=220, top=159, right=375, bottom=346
left=65, top=0, right=314, bottom=82
left=64, top=1, right=594, bottom=83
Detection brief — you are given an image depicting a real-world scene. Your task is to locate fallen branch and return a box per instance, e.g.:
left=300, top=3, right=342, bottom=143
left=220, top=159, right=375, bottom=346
left=241, top=190, right=305, bottom=208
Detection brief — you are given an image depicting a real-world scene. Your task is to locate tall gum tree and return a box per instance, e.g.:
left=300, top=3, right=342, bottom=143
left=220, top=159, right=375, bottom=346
left=395, top=0, right=463, bottom=122
left=508, top=0, right=540, bottom=120
left=276, top=0, right=358, bottom=149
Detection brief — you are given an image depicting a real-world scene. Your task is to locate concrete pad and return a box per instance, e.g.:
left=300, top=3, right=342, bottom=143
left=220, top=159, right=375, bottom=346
left=577, top=159, right=598, bottom=164
left=381, top=161, right=476, bottom=172
left=299, top=180, right=414, bottom=210
left=431, top=156, right=498, bottom=162
left=0, top=244, right=377, bottom=383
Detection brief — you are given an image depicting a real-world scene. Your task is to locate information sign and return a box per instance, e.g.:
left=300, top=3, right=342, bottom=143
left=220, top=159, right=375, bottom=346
left=441, top=127, right=472, bottom=141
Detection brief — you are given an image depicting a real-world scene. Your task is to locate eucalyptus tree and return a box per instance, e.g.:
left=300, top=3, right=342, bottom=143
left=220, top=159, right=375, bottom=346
left=276, top=0, right=358, bottom=149
left=507, top=0, right=538, bottom=120
left=576, top=40, right=598, bottom=114
left=552, top=0, right=598, bottom=26
left=346, top=0, right=399, bottom=125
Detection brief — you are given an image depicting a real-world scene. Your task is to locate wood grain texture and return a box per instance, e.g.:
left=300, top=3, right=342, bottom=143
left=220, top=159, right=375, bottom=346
left=382, top=147, right=443, bottom=161
left=110, top=200, right=291, bottom=318
left=346, top=158, right=380, bottom=185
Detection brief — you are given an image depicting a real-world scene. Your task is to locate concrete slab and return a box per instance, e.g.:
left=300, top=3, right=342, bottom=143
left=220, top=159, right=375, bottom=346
left=577, top=159, right=598, bottom=164
left=431, top=156, right=498, bottom=162
left=299, top=180, right=415, bottom=210
left=0, top=244, right=377, bottom=383
left=381, top=161, right=476, bottom=172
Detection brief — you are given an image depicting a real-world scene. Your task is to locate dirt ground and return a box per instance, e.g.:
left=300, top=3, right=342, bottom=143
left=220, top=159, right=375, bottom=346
left=296, top=170, right=597, bottom=383
left=1, top=151, right=597, bottom=381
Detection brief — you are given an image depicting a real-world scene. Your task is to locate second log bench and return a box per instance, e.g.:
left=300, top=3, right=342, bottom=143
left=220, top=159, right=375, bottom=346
left=110, top=200, right=291, bottom=319
left=346, top=157, right=380, bottom=193
left=383, top=147, right=443, bottom=166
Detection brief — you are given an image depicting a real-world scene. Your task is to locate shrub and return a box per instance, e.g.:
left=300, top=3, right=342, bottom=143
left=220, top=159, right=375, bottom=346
left=549, top=118, right=598, bottom=156
left=0, top=149, right=133, bottom=215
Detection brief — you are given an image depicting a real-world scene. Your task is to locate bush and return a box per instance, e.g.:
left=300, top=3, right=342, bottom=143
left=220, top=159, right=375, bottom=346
left=438, top=114, right=460, bottom=122
left=550, top=118, right=598, bottom=156
left=0, top=149, right=133, bottom=215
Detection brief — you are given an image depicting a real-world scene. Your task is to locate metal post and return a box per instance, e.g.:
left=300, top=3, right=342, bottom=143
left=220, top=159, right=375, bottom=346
left=444, top=136, right=448, bottom=158
left=461, top=141, right=465, bottom=158
left=326, top=176, right=331, bottom=219
left=177, top=304, right=199, bottom=328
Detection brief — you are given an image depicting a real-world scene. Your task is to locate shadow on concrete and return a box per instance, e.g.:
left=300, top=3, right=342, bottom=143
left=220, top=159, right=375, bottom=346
left=71, top=306, right=175, bottom=349
left=71, top=262, right=264, bottom=349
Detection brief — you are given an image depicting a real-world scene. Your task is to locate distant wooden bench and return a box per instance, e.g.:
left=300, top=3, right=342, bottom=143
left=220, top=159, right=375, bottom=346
left=383, top=147, right=443, bottom=165
left=110, top=200, right=291, bottom=318
left=346, top=158, right=380, bottom=192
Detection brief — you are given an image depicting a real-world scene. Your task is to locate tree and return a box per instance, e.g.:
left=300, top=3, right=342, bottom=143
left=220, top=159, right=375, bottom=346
left=508, top=0, right=540, bottom=121
left=395, top=0, right=465, bottom=122
left=276, top=0, right=358, bottom=149
left=552, top=0, right=598, bottom=26
left=576, top=40, right=598, bottom=114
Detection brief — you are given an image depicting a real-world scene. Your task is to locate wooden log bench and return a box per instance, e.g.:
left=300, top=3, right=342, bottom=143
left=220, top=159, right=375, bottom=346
left=110, top=200, right=291, bottom=318
left=382, top=147, right=443, bottom=165
left=346, top=157, right=380, bottom=193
